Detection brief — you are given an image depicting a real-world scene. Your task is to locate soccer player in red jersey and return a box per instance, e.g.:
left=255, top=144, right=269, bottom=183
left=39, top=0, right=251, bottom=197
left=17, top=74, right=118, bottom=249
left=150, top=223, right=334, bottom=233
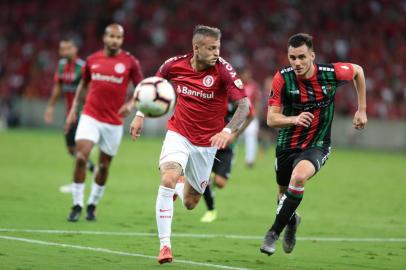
left=130, top=25, right=249, bottom=264
left=260, top=33, right=367, bottom=256
left=64, top=24, right=144, bottom=222
left=43, top=39, right=95, bottom=193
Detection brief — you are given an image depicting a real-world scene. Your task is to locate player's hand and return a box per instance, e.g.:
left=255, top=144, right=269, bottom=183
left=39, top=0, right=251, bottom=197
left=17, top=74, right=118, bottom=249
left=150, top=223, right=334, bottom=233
left=64, top=110, right=77, bottom=134
left=353, top=110, right=367, bottom=130
left=129, top=116, right=143, bottom=140
left=118, top=101, right=133, bottom=117
left=210, top=131, right=233, bottom=149
left=293, top=112, right=314, bottom=128
left=43, top=106, right=54, bottom=124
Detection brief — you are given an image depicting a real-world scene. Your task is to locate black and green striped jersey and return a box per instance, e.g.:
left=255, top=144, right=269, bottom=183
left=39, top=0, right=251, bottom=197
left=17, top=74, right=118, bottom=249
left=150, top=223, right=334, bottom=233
left=268, top=63, right=354, bottom=150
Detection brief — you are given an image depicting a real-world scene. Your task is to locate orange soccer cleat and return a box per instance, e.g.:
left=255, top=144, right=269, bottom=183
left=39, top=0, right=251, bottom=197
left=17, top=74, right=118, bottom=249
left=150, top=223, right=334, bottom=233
left=157, top=245, right=173, bottom=264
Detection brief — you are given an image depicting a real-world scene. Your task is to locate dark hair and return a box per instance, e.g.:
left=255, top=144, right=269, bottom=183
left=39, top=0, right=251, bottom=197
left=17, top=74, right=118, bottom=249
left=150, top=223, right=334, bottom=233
left=60, top=38, right=76, bottom=46
left=193, top=25, right=221, bottom=40
left=288, top=33, right=313, bottom=50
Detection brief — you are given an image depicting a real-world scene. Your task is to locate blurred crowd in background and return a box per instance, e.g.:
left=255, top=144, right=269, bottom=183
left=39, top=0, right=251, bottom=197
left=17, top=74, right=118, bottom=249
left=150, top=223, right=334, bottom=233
left=1, top=0, right=405, bottom=124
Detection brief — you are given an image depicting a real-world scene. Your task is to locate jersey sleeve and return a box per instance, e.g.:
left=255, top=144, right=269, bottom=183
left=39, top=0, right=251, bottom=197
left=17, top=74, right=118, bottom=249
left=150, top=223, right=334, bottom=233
left=130, top=56, right=144, bottom=86
left=218, top=60, right=246, bottom=101
left=82, top=58, right=91, bottom=83
left=333, top=62, right=354, bottom=81
left=268, top=71, right=285, bottom=107
left=53, top=69, right=61, bottom=84
left=155, top=57, right=177, bottom=80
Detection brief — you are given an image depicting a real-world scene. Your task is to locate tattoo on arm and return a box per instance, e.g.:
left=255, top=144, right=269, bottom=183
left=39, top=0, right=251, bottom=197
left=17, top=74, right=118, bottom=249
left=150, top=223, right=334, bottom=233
left=226, top=97, right=250, bottom=132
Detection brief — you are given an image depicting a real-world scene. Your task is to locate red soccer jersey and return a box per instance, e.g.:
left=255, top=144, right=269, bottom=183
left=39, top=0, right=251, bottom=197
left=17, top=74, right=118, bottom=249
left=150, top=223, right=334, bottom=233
left=82, top=50, right=144, bottom=125
left=156, top=54, right=247, bottom=146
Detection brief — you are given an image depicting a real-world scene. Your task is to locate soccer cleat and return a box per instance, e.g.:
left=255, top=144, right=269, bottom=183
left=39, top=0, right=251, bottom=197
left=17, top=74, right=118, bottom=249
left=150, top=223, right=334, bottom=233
left=260, top=230, right=279, bottom=256
left=283, top=213, right=301, bottom=253
left=157, top=246, right=173, bottom=264
left=67, top=205, right=82, bottom=222
left=86, top=204, right=96, bottom=221
left=59, top=183, right=72, bottom=194
left=200, top=210, right=217, bottom=223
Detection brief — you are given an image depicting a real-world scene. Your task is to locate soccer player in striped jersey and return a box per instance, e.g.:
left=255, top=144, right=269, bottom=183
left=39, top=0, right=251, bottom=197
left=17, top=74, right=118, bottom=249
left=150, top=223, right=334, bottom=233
left=43, top=39, right=95, bottom=193
left=260, top=33, right=367, bottom=256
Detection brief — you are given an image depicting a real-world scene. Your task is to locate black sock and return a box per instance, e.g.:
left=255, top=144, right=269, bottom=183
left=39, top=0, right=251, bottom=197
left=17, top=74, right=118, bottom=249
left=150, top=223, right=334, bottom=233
left=203, top=185, right=215, bottom=210
left=271, top=192, right=302, bottom=235
left=277, top=197, right=297, bottom=226
left=87, top=160, right=95, bottom=173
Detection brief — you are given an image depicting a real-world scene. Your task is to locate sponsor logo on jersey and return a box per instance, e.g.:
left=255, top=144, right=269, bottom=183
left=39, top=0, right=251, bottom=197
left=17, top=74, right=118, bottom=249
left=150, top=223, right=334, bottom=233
left=340, top=65, right=349, bottom=70
left=176, top=85, right=214, bottom=99
left=114, top=63, right=126, bottom=74
left=91, top=73, right=124, bottom=84
left=203, top=75, right=214, bottom=87
left=234, top=79, right=244, bottom=89
left=218, top=57, right=237, bottom=78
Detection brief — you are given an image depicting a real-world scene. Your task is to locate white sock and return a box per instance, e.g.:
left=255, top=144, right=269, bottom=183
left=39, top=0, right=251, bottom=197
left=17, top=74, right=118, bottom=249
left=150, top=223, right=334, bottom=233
left=87, top=182, right=105, bottom=205
left=175, top=182, right=185, bottom=203
left=72, top=182, right=85, bottom=207
left=156, top=186, right=175, bottom=249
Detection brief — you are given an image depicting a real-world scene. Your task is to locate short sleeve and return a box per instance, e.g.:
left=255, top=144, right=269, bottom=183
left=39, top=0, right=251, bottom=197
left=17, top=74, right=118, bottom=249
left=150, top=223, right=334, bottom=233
left=218, top=59, right=246, bottom=101
left=130, top=56, right=144, bottom=85
left=82, top=59, right=91, bottom=83
left=333, top=62, right=354, bottom=81
left=155, top=57, right=176, bottom=79
left=268, top=71, right=285, bottom=107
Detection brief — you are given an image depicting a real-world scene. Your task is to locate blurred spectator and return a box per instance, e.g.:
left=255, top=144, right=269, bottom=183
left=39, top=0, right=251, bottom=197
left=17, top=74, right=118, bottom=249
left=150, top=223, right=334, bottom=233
left=0, top=0, right=405, bottom=119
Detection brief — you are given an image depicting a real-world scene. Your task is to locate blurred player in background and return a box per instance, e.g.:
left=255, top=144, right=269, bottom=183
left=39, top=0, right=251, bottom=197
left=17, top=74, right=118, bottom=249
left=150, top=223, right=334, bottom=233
left=130, top=25, right=249, bottom=264
left=43, top=39, right=95, bottom=193
left=65, top=23, right=144, bottom=222
left=260, top=33, right=367, bottom=256
left=200, top=100, right=254, bottom=223
left=240, top=68, right=261, bottom=168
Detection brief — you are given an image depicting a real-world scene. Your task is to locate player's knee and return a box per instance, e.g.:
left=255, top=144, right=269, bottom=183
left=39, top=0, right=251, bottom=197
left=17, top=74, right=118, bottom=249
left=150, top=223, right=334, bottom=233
left=98, top=162, right=109, bottom=175
left=290, top=173, right=307, bottom=187
left=160, top=173, right=178, bottom=189
left=75, top=152, right=88, bottom=167
left=184, top=200, right=197, bottom=210
left=214, top=175, right=227, bottom=188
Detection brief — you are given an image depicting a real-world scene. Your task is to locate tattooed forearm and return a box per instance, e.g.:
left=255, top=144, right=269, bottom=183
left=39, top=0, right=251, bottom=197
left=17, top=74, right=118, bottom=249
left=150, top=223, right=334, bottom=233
left=226, top=97, right=250, bottom=132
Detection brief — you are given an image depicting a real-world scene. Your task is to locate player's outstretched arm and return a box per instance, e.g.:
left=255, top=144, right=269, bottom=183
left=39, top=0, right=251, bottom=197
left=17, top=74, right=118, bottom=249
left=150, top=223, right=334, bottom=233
left=267, top=106, right=314, bottom=128
left=351, top=64, right=367, bottom=130
left=64, top=79, right=88, bottom=133
left=44, top=83, right=62, bottom=124
left=129, top=112, right=144, bottom=140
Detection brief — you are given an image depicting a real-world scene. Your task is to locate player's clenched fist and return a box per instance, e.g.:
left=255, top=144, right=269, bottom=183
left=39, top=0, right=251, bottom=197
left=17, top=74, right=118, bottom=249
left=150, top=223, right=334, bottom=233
left=293, top=112, right=314, bottom=128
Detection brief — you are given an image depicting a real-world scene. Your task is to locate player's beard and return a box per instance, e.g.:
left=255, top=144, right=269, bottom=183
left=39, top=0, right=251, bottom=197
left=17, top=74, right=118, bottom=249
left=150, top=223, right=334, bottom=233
left=106, top=44, right=121, bottom=56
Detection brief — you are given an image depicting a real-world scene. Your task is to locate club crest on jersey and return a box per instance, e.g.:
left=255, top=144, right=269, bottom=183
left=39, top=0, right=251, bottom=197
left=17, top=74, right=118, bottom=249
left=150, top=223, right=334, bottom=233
left=234, top=79, right=244, bottom=89
left=200, top=181, right=208, bottom=189
left=114, top=63, right=126, bottom=74
left=203, top=75, right=214, bottom=87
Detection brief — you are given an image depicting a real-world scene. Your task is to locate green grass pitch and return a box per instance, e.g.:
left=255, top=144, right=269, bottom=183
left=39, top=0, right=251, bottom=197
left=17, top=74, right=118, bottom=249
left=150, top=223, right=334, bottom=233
left=0, top=129, right=405, bottom=270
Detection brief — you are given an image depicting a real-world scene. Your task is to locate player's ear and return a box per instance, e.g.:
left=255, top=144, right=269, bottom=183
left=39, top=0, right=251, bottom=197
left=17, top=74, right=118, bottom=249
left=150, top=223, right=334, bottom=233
left=311, top=51, right=315, bottom=61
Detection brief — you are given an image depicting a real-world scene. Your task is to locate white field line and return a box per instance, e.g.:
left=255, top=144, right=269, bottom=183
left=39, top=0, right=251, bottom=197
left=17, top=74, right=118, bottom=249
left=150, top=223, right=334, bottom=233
left=0, top=235, right=250, bottom=270
left=0, top=228, right=406, bottom=242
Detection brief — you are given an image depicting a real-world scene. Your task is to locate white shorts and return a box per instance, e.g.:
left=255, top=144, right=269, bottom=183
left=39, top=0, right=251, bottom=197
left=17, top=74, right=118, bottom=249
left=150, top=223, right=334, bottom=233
left=75, top=114, right=123, bottom=156
left=159, top=130, right=217, bottom=194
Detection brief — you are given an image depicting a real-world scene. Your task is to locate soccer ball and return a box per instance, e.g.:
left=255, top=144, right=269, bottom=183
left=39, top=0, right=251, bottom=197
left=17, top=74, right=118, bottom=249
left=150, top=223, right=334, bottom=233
left=133, top=76, right=176, bottom=117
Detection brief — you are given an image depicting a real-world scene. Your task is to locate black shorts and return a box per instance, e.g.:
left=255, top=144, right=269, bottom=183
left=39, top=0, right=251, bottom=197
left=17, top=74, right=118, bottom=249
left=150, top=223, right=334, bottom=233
left=275, top=146, right=331, bottom=187
left=211, top=147, right=234, bottom=179
left=65, top=121, right=78, bottom=148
